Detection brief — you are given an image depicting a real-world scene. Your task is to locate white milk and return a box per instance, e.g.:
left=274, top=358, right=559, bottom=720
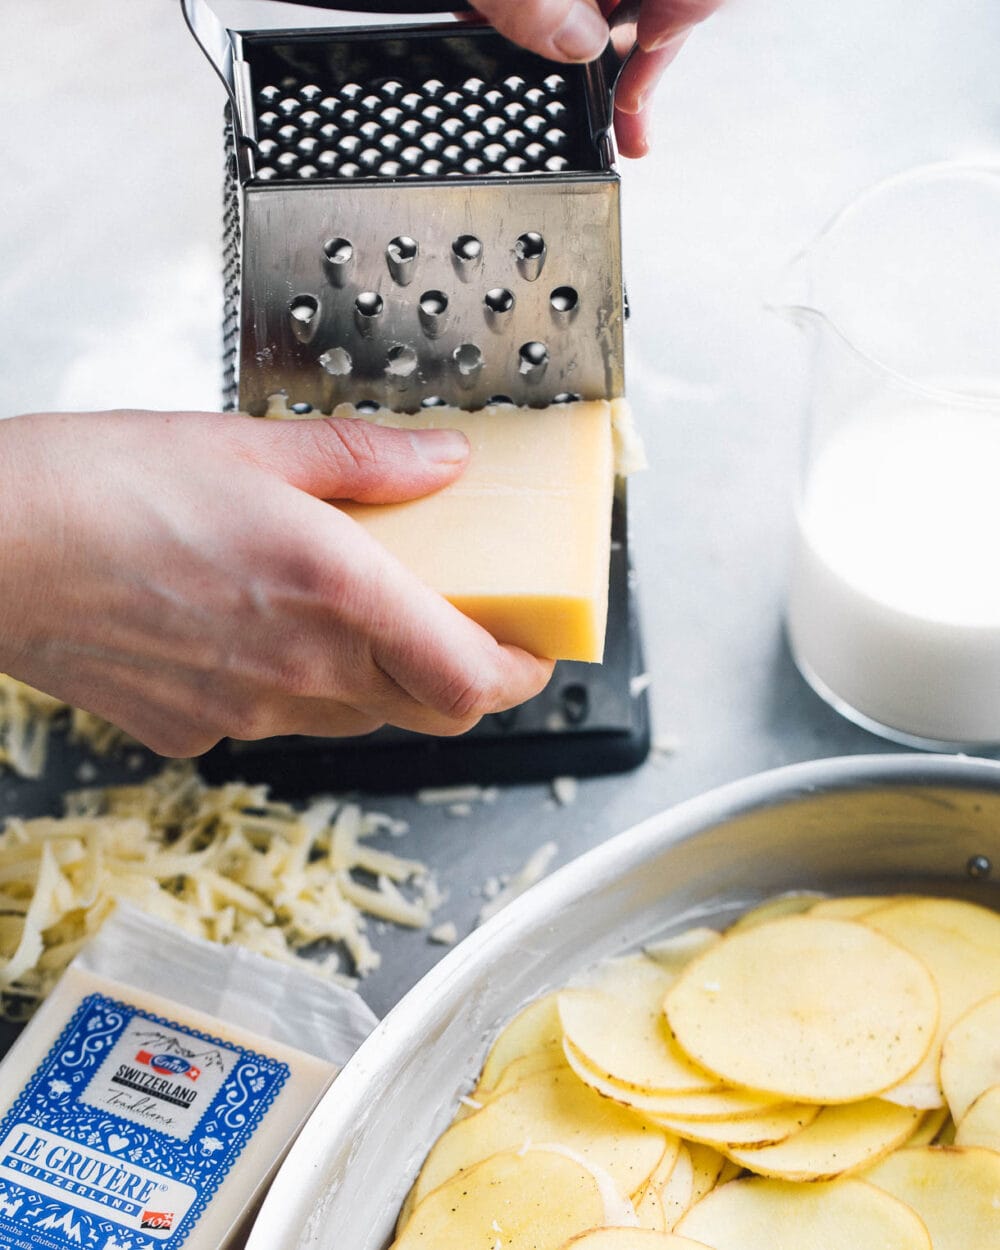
left=787, top=394, right=1000, bottom=745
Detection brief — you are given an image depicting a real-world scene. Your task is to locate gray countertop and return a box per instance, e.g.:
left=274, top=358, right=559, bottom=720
left=2, top=0, right=999, bottom=1033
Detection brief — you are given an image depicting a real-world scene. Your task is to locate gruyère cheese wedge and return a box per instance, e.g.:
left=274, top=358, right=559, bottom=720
left=334, top=400, right=617, bottom=662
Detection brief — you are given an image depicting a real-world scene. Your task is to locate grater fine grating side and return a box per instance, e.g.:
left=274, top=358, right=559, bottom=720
left=186, top=1, right=650, bottom=791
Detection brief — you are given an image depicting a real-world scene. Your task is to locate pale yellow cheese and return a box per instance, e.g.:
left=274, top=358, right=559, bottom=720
left=336, top=401, right=616, bottom=663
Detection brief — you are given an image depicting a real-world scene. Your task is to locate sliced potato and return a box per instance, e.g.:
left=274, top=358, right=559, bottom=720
left=865, top=1144, right=1000, bottom=1249
left=634, top=1180, right=667, bottom=1231
left=649, top=1103, right=819, bottom=1149
left=487, top=1050, right=569, bottom=1099
left=391, top=1148, right=606, bottom=1250
left=939, top=990, right=1000, bottom=1121
left=728, top=892, right=823, bottom=932
left=558, top=987, right=718, bottom=1096
left=562, top=1231, right=714, bottom=1249
left=674, top=1176, right=932, bottom=1249
left=664, top=916, right=938, bottom=1103
left=562, top=1039, right=780, bottom=1121
left=413, top=1066, right=673, bottom=1205
left=725, top=1099, right=921, bottom=1180
left=659, top=1144, right=695, bottom=1230
left=687, top=1143, right=725, bottom=1203
left=955, top=1084, right=1000, bottom=1151
left=808, top=894, right=892, bottom=919
left=644, top=927, right=722, bottom=972
left=907, top=1105, right=951, bottom=1146
left=477, top=992, right=564, bottom=1093
left=865, top=898, right=1000, bottom=1107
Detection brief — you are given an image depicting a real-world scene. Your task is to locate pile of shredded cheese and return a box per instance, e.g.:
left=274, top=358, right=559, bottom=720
left=0, top=760, right=442, bottom=1021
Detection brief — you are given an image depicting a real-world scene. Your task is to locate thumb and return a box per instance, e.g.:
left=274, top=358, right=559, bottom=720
left=471, top=0, right=609, bottom=63
left=236, top=415, right=470, bottom=504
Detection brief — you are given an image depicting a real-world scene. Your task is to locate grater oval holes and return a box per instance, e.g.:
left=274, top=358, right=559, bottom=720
left=290, top=402, right=314, bottom=415
left=550, top=286, right=579, bottom=314
left=361, top=93, right=381, bottom=114
left=968, top=854, right=993, bottom=879
left=319, top=347, right=352, bottom=377
left=257, top=167, right=278, bottom=182
left=386, top=344, right=419, bottom=382
left=338, top=162, right=361, bottom=179
left=355, top=292, right=383, bottom=317
left=258, top=110, right=279, bottom=132
left=258, top=138, right=279, bottom=160
left=503, top=156, right=528, bottom=174
left=421, top=158, right=445, bottom=177
left=515, top=232, right=547, bottom=282
left=553, top=392, right=582, bottom=404
left=454, top=235, right=482, bottom=261
left=544, top=73, right=567, bottom=95
left=483, top=115, right=506, bottom=137
left=421, top=396, right=448, bottom=408
left=484, top=288, right=515, bottom=331
left=277, top=124, right=298, bottom=144
left=319, top=96, right=338, bottom=116
left=288, top=294, right=320, bottom=344
left=278, top=96, right=299, bottom=117
left=463, top=156, right=486, bottom=175
left=380, top=79, right=404, bottom=100
left=258, top=84, right=281, bottom=104
left=298, top=164, right=319, bottom=180
left=519, top=341, right=550, bottom=381
left=423, top=78, right=445, bottom=99
left=462, top=76, right=486, bottom=97
left=323, top=238, right=354, bottom=286
left=454, top=343, right=484, bottom=385
left=420, top=131, right=444, bottom=153
left=463, top=101, right=487, bottom=123
left=488, top=395, right=514, bottom=406
left=419, top=291, right=449, bottom=339
left=299, top=110, right=321, bottom=132
left=483, top=142, right=507, bottom=165
left=354, top=293, right=383, bottom=337
left=299, top=83, right=323, bottom=103
left=545, top=155, right=570, bottom=172
left=504, top=101, right=528, bottom=122
left=380, top=159, right=403, bottom=177
left=277, top=152, right=298, bottom=173
left=355, top=400, right=382, bottom=415
left=342, top=82, right=363, bottom=102
left=386, top=236, right=419, bottom=286
left=504, top=75, right=527, bottom=97
left=297, top=135, right=319, bottom=156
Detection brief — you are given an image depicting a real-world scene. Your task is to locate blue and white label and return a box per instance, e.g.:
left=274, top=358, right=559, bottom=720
left=0, top=994, right=289, bottom=1249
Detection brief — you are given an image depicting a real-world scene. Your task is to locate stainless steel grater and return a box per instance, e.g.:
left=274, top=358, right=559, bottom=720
left=183, top=0, right=649, bottom=792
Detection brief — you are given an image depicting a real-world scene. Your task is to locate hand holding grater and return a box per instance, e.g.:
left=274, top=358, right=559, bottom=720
left=183, top=0, right=651, bottom=792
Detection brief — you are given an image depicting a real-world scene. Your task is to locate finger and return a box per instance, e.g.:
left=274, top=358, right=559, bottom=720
left=471, top=0, right=609, bottom=62
left=630, top=0, right=725, bottom=51
left=614, top=38, right=687, bottom=116
left=613, top=105, right=652, bottom=159
left=232, top=415, right=470, bottom=504
left=233, top=699, right=385, bottom=742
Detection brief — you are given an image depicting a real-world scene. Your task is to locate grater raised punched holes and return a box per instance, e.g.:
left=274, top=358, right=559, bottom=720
left=184, top=0, right=650, bottom=792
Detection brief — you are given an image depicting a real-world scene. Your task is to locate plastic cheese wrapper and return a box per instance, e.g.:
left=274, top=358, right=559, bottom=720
left=0, top=905, right=377, bottom=1250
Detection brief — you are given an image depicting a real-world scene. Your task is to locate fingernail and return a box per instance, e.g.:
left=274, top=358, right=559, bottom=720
left=412, top=427, right=469, bottom=465
left=554, top=1, right=609, bottom=62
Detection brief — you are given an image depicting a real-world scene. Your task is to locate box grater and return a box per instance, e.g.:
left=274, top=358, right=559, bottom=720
left=183, top=0, right=650, bottom=793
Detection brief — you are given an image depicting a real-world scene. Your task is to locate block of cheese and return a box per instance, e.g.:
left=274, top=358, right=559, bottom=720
left=0, top=907, right=375, bottom=1250
left=336, top=400, right=616, bottom=663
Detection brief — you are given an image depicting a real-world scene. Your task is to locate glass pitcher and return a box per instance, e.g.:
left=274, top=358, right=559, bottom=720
left=777, top=162, right=1000, bottom=750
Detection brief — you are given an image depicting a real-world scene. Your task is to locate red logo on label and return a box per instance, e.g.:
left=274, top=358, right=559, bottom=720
left=135, top=1050, right=201, bottom=1081
left=141, top=1211, right=175, bottom=1230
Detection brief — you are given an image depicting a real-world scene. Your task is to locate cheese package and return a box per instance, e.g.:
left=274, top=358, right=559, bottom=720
left=0, top=906, right=376, bottom=1249
left=335, top=400, right=619, bottom=663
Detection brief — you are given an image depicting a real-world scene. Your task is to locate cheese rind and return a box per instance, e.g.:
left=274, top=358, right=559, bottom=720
left=336, top=401, right=616, bottom=663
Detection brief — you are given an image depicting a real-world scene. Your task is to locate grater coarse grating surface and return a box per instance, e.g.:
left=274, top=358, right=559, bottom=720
left=184, top=0, right=649, bottom=791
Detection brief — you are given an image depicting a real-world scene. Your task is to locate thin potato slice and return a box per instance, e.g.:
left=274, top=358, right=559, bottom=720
left=725, top=1099, right=921, bottom=1180
left=659, top=1144, right=695, bottom=1229
left=477, top=992, right=564, bottom=1093
left=392, top=1148, right=606, bottom=1250
left=487, top=1050, right=569, bottom=1099
left=807, top=894, right=894, bottom=919
left=674, top=1176, right=932, bottom=1250
left=562, top=1039, right=780, bottom=1121
left=908, top=1105, right=951, bottom=1146
left=955, top=1085, right=1000, bottom=1150
left=649, top=1102, right=819, bottom=1149
left=865, top=1144, right=1000, bottom=1249
left=563, top=1232, right=714, bottom=1249
left=728, top=892, right=822, bottom=932
left=644, top=927, right=722, bottom=972
left=634, top=1180, right=667, bottom=1231
left=687, top=1143, right=726, bottom=1202
left=664, top=916, right=938, bottom=1103
left=866, top=899, right=1000, bottom=1107
left=939, top=991, right=1000, bottom=1121
left=413, top=1067, right=673, bottom=1205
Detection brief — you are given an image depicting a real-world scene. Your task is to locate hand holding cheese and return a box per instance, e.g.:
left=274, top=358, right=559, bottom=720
left=0, top=408, right=553, bottom=757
